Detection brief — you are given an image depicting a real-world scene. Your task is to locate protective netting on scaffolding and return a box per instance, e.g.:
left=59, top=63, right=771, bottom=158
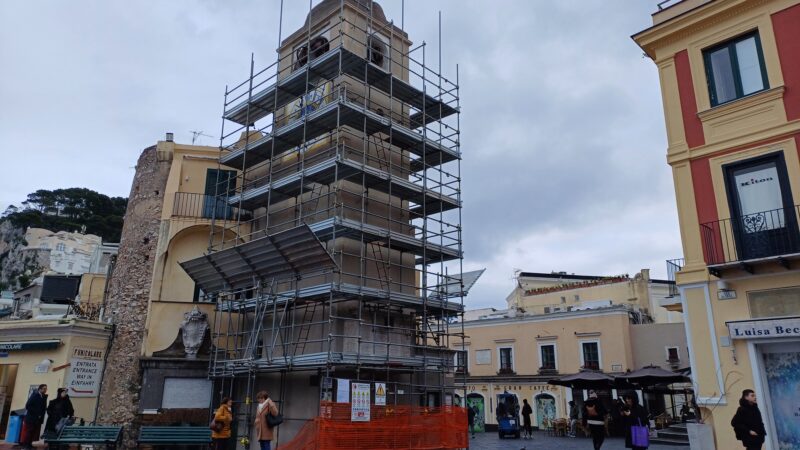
left=277, top=402, right=468, bottom=450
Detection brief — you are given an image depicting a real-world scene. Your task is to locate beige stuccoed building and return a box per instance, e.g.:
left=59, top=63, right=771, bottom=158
left=634, top=0, right=800, bottom=449
left=453, top=270, right=687, bottom=435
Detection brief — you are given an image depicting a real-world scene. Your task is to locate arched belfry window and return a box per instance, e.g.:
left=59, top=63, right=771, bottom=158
left=293, top=36, right=330, bottom=71
left=368, top=34, right=388, bottom=69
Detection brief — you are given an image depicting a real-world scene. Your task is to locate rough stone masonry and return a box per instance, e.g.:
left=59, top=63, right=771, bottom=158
left=96, top=146, right=170, bottom=447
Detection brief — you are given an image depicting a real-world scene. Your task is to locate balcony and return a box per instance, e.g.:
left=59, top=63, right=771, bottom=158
left=172, top=192, right=251, bottom=221
left=538, top=366, right=559, bottom=376
left=581, top=362, right=600, bottom=371
left=497, top=367, right=516, bottom=376
left=700, top=205, right=800, bottom=276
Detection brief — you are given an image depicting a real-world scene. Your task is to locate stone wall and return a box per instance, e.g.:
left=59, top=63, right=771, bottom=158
left=96, top=146, right=170, bottom=447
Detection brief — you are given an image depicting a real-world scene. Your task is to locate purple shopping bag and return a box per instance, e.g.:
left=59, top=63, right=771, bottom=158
left=631, top=419, right=650, bottom=447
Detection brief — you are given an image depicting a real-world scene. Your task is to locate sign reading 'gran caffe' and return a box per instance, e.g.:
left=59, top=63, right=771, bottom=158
left=728, top=317, right=800, bottom=339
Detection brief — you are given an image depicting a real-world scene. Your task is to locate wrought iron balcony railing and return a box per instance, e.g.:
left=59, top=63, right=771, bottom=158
left=666, top=258, right=684, bottom=297
left=700, top=205, right=800, bottom=267
left=172, top=192, right=251, bottom=221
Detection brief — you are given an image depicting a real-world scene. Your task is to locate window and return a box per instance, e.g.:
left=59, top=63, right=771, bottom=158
left=498, top=347, right=514, bottom=373
left=667, top=347, right=680, bottom=362
left=722, top=153, right=799, bottom=261
left=475, top=349, right=491, bottom=365
left=581, top=341, right=600, bottom=370
left=703, top=32, right=768, bottom=106
left=455, top=350, right=468, bottom=373
left=67, top=262, right=74, bottom=271
left=540, top=344, right=556, bottom=370
left=55, top=243, right=66, bottom=252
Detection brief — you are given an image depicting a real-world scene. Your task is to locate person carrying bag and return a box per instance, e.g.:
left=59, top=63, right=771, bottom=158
left=254, top=391, right=281, bottom=450
left=622, top=394, right=649, bottom=450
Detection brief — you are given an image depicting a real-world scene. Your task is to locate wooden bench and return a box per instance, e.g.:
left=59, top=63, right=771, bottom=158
left=46, top=425, right=124, bottom=450
left=138, top=426, right=212, bottom=448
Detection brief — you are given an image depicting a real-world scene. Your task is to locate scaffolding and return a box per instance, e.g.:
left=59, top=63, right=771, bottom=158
left=181, top=0, right=465, bottom=446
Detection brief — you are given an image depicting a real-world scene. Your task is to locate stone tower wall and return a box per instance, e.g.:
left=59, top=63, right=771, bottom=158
left=96, top=146, right=170, bottom=447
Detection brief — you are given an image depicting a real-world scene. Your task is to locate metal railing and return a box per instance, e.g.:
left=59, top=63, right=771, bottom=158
left=700, top=205, right=800, bottom=265
left=172, top=192, right=249, bottom=220
left=666, top=258, right=684, bottom=297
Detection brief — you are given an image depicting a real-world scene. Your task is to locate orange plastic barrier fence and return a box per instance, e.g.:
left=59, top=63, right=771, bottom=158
left=278, top=402, right=468, bottom=449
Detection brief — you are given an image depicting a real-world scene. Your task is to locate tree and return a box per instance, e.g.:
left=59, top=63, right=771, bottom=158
left=1, top=188, right=128, bottom=242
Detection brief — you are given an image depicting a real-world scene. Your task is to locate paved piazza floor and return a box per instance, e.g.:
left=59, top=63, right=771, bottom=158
left=466, top=431, right=684, bottom=449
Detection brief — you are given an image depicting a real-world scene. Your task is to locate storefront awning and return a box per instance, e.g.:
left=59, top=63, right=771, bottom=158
left=0, top=339, right=62, bottom=351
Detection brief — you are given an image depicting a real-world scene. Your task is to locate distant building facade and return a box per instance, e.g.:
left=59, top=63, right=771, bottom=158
left=24, top=228, right=103, bottom=275
left=453, top=270, right=687, bottom=432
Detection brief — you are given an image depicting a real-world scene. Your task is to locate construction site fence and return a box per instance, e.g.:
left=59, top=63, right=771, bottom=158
left=278, top=402, right=468, bottom=450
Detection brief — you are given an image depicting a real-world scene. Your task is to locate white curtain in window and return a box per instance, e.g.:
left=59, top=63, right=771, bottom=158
left=710, top=47, right=736, bottom=103
left=736, top=37, right=765, bottom=95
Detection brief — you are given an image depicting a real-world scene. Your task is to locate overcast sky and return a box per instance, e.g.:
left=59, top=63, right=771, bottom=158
left=0, top=1, right=681, bottom=309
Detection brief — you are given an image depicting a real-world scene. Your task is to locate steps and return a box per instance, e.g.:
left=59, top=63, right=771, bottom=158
left=650, top=423, right=690, bottom=446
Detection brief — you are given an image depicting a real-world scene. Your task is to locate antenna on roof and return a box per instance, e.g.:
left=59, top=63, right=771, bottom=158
left=190, top=130, right=215, bottom=145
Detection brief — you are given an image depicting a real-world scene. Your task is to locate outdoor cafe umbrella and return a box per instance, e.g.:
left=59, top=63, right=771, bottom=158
left=548, top=370, right=615, bottom=390
left=615, top=364, right=690, bottom=387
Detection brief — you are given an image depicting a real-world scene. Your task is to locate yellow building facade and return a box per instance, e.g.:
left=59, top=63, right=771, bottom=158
left=136, top=137, right=243, bottom=412
left=0, top=319, right=112, bottom=439
left=634, top=1, right=800, bottom=448
left=453, top=271, right=688, bottom=434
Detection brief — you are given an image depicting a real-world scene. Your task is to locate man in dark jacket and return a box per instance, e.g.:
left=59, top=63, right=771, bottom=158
left=467, top=405, right=476, bottom=438
left=731, top=389, right=766, bottom=450
left=21, top=384, right=48, bottom=450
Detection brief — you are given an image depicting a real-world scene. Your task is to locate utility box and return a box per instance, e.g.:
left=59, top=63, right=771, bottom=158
left=5, top=411, right=24, bottom=443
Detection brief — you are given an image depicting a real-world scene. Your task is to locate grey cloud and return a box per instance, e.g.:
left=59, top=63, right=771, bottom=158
left=0, top=0, right=681, bottom=309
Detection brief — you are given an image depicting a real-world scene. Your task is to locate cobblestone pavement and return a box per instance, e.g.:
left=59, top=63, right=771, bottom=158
left=465, top=431, right=685, bottom=450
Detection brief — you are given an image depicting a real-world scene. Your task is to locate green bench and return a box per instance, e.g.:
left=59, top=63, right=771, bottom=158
left=138, top=426, right=212, bottom=448
left=46, top=425, right=124, bottom=450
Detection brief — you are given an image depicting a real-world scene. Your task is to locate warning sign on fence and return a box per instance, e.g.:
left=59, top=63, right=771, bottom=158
left=375, top=382, right=386, bottom=406
left=351, top=382, right=371, bottom=422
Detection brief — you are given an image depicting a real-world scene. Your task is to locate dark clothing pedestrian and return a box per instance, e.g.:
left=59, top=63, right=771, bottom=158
left=731, top=398, right=766, bottom=450
left=21, top=390, right=47, bottom=448
left=622, top=403, right=649, bottom=449
left=521, top=402, right=533, bottom=438
left=583, top=398, right=607, bottom=450
left=44, top=389, right=75, bottom=438
left=467, top=406, right=476, bottom=437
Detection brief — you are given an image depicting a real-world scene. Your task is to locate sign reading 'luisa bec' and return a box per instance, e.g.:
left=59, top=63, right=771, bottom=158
left=728, top=317, right=800, bottom=339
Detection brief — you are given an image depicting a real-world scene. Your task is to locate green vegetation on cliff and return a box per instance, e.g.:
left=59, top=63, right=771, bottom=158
left=2, top=188, right=128, bottom=243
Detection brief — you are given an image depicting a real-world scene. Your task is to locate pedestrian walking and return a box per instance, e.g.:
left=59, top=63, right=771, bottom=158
left=521, top=399, right=533, bottom=439
left=211, top=397, right=234, bottom=450
left=467, top=405, right=476, bottom=438
left=568, top=400, right=580, bottom=437
left=43, top=388, right=74, bottom=439
left=582, top=391, right=607, bottom=450
left=20, top=384, right=47, bottom=450
left=254, top=391, right=280, bottom=450
left=621, top=395, right=649, bottom=450
left=731, top=389, right=766, bottom=450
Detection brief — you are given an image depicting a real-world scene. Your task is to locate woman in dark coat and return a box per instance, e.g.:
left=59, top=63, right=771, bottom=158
left=621, top=395, right=649, bottom=449
left=44, top=388, right=75, bottom=438
left=731, top=389, right=766, bottom=450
